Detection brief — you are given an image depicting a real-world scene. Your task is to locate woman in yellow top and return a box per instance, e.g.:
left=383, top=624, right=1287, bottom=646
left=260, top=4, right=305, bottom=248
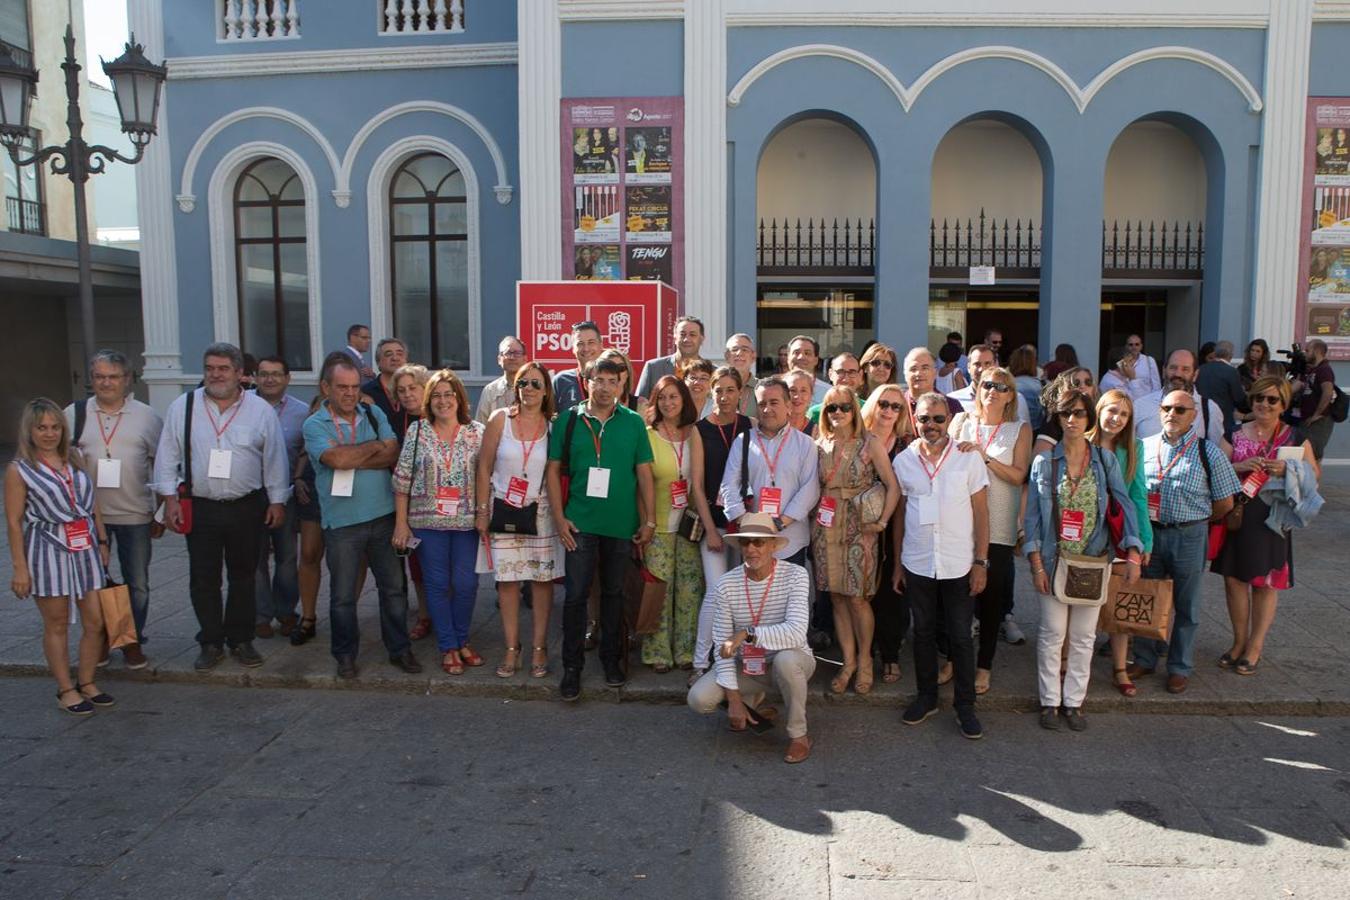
left=642, top=375, right=707, bottom=672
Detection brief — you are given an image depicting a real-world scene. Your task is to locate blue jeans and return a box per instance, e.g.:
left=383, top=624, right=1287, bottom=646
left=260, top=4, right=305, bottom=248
left=1132, top=520, right=1207, bottom=676
left=563, top=532, right=632, bottom=671
left=106, top=522, right=152, bottom=642
left=255, top=498, right=299, bottom=624
left=412, top=527, right=479, bottom=652
left=324, top=514, right=410, bottom=660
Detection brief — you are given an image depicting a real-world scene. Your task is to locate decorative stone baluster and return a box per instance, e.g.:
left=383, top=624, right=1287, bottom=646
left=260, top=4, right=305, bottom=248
left=286, top=0, right=300, bottom=37
left=413, top=0, right=429, bottom=32
left=384, top=0, right=398, bottom=33
left=269, top=0, right=282, bottom=38
left=223, top=0, right=240, bottom=40
left=430, top=0, right=447, bottom=32
left=254, top=0, right=269, bottom=39
left=450, top=0, right=464, bottom=32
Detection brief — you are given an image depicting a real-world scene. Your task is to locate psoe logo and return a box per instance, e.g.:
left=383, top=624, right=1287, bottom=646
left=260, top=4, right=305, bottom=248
left=626, top=107, right=644, bottom=122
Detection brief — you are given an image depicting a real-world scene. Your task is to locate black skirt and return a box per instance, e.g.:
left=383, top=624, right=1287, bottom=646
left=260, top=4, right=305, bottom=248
left=1209, top=495, right=1293, bottom=587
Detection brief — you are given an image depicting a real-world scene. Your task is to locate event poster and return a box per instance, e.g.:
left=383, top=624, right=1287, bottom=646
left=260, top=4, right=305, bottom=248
left=561, top=98, right=683, bottom=296
left=1299, top=99, right=1350, bottom=359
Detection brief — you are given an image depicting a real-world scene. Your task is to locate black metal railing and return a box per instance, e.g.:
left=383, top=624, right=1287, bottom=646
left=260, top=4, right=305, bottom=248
left=930, top=211, right=1041, bottom=277
left=1102, top=220, right=1204, bottom=278
left=757, top=217, right=874, bottom=275
left=5, top=196, right=46, bottom=236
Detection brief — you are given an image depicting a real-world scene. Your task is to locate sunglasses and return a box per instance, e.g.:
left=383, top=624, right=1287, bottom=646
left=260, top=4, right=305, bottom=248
left=740, top=537, right=772, bottom=547
left=824, top=403, right=851, bottom=414
left=1251, top=394, right=1282, bottom=406
left=1159, top=404, right=1195, bottom=414
left=980, top=381, right=1011, bottom=393
left=516, top=378, right=545, bottom=391
left=1071, top=379, right=1094, bottom=389
left=866, top=359, right=893, bottom=368
left=915, top=414, right=947, bottom=425
left=1058, top=408, right=1089, bottom=420
left=876, top=400, right=904, bottom=412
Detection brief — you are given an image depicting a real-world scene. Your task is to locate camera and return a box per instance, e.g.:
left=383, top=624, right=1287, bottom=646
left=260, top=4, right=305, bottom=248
left=1278, top=343, right=1308, bottom=380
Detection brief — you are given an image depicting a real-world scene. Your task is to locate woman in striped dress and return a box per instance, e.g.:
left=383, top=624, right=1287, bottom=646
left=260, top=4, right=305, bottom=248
left=4, top=399, right=113, bottom=715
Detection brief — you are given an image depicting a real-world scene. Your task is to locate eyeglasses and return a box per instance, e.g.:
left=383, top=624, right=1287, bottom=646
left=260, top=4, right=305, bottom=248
left=1251, top=393, right=1283, bottom=406
left=980, top=381, right=1011, bottom=393
left=516, top=378, right=545, bottom=391
left=876, top=400, right=904, bottom=412
left=866, top=359, right=893, bottom=368
left=915, top=414, right=947, bottom=424
left=833, top=368, right=861, bottom=379
left=824, top=403, right=851, bottom=414
left=256, top=371, right=286, bottom=380
left=1159, top=404, right=1195, bottom=414
left=1057, top=408, right=1089, bottom=420
left=1070, top=378, right=1094, bottom=389
left=500, top=349, right=525, bottom=359
left=740, top=538, right=772, bottom=547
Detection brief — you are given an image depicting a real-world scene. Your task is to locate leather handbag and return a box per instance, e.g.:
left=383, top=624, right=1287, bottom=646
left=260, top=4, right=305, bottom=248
left=489, top=497, right=538, bottom=535
left=854, top=479, right=887, bottom=526
left=1053, top=552, right=1113, bottom=607
left=676, top=508, right=705, bottom=542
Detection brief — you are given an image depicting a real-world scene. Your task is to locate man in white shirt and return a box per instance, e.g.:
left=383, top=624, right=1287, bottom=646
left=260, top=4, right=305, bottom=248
left=788, top=335, right=830, bottom=403
left=724, top=332, right=759, bottom=417
left=892, top=392, right=990, bottom=740
left=1134, top=349, right=1228, bottom=448
left=949, top=344, right=1030, bottom=423
left=720, top=377, right=820, bottom=564
left=686, top=513, right=816, bottom=764
left=476, top=336, right=527, bottom=423
left=66, top=350, right=163, bottom=669
left=1102, top=334, right=1162, bottom=400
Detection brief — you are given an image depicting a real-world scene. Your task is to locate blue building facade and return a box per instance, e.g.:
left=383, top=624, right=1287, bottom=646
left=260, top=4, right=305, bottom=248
left=129, top=1, right=1347, bottom=454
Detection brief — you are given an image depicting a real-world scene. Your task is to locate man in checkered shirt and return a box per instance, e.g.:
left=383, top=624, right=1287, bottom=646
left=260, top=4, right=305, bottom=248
left=1130, top=390, right=1241, bottom=694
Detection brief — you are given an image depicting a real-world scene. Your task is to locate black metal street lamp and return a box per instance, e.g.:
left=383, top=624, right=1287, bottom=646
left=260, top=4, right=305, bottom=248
left=0, top=25, right=166, bottom=390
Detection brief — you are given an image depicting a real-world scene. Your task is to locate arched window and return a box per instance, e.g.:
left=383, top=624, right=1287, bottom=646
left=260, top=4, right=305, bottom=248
left=390, top=153, right=469, bottom=368
left=234, top=157, right=310, bottom=370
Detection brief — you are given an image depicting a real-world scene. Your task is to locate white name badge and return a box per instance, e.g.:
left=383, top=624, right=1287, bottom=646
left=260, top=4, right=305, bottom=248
left=586, top=466, right=611, bottom=499
left=208, top=448, right=233, bottom=479
left=96, top=458, right=121, bottom=489
left=331, top=468, right=355, bottom=497
left=918, top=493, right=939, bottom=525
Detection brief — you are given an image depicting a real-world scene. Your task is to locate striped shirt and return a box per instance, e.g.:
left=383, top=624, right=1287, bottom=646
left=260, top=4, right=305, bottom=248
left=711, top=561, right=811, bottom=691
left=14, top=459, right=103, bottom=601
left=1142, top=427, right=1241, bottom=524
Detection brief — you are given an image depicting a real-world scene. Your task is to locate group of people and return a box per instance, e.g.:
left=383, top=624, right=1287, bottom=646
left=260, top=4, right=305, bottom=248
left=4, top=318, right=1328, bottom=765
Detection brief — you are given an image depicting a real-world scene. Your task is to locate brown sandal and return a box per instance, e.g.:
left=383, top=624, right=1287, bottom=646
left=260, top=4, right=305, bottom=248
left=530, top=646, right=549, bottom=679
left=496, top=646, right=520, bottom=678
left=442, top=650, right=464, bottom=675
left=458, top=645, right=484, bottom=667
left=854, top=659, right=874, bottom=695
left=882, top=662, right=901, bottom=683
left=830, top=663, right=856, bottom=694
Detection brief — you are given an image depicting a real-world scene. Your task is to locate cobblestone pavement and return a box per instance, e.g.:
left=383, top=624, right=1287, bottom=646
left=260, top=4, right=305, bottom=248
left=0, top=681, right=1347, bottom=898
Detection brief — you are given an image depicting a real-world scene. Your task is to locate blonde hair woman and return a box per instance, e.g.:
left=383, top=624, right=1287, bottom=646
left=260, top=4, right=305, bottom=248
left=390, top=363, right=434, bottom=640
left=812, top=385, right=900, bottom=694
left=860, top=343, right=899, bottom=398
left=861, top=382, right=914, bottom=683
left=950, top=367, right=1031, bottom=694
left=5, top=399, right=113, bottom=714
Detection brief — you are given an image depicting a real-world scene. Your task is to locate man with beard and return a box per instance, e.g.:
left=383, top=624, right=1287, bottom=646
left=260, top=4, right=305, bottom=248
left=892, top=392, right=990, bottom=740
left=1134, top=349, right=1227, bottom=448
left=636, top=316, right=706, bottom=399
left=155, top=343, right=288, bottom=671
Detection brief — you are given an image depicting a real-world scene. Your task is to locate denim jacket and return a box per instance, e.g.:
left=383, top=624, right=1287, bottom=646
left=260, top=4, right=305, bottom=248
left=1023, top=442, right=1143, bottom=575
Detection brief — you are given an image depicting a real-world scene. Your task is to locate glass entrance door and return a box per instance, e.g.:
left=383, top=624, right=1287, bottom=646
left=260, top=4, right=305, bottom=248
left=756, top=285, right=875, bottom=375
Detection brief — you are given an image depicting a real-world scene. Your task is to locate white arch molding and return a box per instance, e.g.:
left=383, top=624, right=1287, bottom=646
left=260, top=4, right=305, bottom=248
left=366, top=135, right=484, bottom=377
left=726, top=43, right=1264, bottom=115
left=179, top=102, right=514, bottom=212
left=206, top=141, right=324, bottom=373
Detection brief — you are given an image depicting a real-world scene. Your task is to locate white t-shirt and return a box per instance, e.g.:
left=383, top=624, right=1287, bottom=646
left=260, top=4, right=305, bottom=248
left=892, top=440, right=990, bottom=580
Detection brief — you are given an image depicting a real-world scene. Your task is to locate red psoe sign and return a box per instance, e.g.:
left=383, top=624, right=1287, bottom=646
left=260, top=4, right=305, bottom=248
left=517, top=280, right=681, bottom=375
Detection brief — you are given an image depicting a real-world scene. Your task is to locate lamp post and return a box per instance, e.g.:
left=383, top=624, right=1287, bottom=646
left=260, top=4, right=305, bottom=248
left=0, top=25, right=166, bottom=392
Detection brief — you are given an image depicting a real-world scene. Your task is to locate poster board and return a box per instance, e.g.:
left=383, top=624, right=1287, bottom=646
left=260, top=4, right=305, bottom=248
left=561, top=97, right=683, bottom=298
left=1298, top=98, right=1350, bottom=359
left=517, top=280, right=681, bottom=377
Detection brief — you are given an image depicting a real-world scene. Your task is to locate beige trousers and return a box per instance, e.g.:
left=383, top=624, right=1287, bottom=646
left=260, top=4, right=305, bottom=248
left=686, top=648, right=816, bottom=739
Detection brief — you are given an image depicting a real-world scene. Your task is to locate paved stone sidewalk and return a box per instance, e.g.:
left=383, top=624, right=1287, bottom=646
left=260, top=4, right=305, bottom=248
left=3, top=471, right=1348, bottom=715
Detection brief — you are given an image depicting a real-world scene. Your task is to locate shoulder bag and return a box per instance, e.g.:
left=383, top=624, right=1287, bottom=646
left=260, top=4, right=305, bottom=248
left=172, top=389, right=196, bottom=535
left=489, top=419, right=542, bottom=536
left=1050, top=453, right=1111, bottom=607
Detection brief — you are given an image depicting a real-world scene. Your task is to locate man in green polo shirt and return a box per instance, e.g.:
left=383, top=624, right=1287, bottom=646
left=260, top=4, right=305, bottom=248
left=546, top=357, right=656, bottom=701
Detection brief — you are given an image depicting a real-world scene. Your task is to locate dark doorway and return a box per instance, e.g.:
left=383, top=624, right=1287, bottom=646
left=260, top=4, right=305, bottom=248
left=1100, top=289, right=1168, bottom=378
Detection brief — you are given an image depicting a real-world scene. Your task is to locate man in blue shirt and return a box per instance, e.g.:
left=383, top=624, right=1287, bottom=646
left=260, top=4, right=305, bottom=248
left=1131, top=390, right=1240, bottom=693
left=303, top=357, right=421, bottom=679
left=552, top=320, right=605, bottom=410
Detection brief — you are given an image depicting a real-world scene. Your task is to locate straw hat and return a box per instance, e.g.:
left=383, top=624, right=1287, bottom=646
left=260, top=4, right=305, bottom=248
left=725, top=512, right=787, bottom=544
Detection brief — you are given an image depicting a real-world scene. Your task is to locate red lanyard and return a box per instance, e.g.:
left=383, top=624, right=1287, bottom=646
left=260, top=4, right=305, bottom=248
left=661, top=426, right=686, bottom=473
left=712, top=418, right=737, bottom=451
left=577, top=370, right=589, bottom=400
left=743, top=560, right=778, bottom=628
left=204, top=394, right=244, bottom=443
left=330, top=409, right=359, bottom=446
left=1155, top=433, right=1199, bottom=482
left=755, top=428, right=790, bottom=485
left=96, top=409, right=122, bottom=457
left=437, top=423, right=461, bottom=473
left=1062, top=445, right=1091, bottom=502
left=581, top=414, right=606, bottom=461
left=822, top=437, right=857, bottom=488
left=977, top=421, right=1001, bottom=456
left=43, top=462, right=79, bottom=513
left=377, top=377, right=400, bottom=412
left=919, top=440, right=954, bottom=485
left=518, top=418, right=545, bottom=475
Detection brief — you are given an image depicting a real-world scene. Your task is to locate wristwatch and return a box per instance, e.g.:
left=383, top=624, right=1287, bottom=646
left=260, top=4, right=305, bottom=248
left=644, top=520, right=656, bottom=529
left=972, top=558, right=990, bottom=569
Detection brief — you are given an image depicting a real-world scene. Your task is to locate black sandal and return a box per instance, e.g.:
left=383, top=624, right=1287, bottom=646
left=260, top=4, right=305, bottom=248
left=56, top=688, right=94, bottom=716
left=77, top=683, right=116, bottom=708
left=1235, top=657, right=1260, bottom=676
left=290, top=616, right=317, bottom=646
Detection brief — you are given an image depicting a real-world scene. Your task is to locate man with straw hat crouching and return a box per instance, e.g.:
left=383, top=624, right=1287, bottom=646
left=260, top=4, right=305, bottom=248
left=686, top=513, right=816, bottom=763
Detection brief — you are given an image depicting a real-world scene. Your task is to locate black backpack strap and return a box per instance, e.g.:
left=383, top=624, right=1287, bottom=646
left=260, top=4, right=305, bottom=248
left=1198, top=392, right=1211, bottom=439
left=1197, top=436, right=1214, bottom=496
left=560, top=404, right=581, bottom=474
left=73, top=398, right=88, bottom=453
left=739, top=428, right=753, bottom=504
left=360, top=402, right=379, bottom=436
left=183, top=388, right=195, bottom=496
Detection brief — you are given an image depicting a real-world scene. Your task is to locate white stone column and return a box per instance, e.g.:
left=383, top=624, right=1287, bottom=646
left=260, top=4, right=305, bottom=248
left=1251, top=0, right=1314, bottom=350
left=683, top=0, right=728, bottom=344
left=517, top=0, right=562, bottom=280
left=128, top=0, right=184, bottom=413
